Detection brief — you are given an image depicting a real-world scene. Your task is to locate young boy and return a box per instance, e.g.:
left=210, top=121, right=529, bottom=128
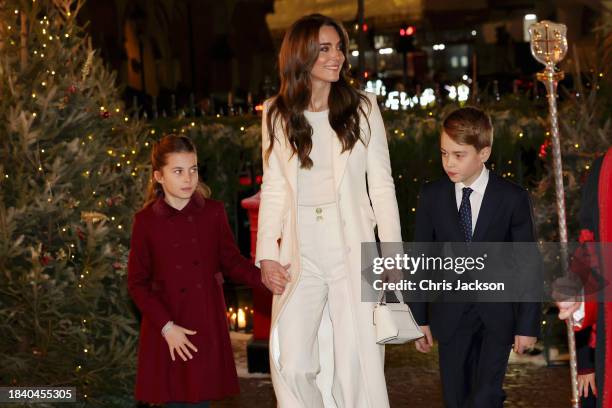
left=410, top=107, right=541, bottom=408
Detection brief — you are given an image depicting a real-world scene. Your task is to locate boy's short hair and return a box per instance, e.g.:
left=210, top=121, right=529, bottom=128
left=442, top=107, right=493, bottom=151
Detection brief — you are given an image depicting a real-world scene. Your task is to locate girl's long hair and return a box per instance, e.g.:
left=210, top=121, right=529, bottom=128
left=265, top=13, right=371, bottom=168
left=143, top=134, right=211, bottom=208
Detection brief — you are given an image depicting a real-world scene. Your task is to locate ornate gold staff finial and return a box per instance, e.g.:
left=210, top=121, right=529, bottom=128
left=530, top=21, right=568, bottom=65
left=529, top=20, right=579, bottom=408
left=530, top=21, right=568, bottom=83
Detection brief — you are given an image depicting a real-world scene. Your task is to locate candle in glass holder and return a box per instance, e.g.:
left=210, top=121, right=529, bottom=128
left=230, top=312, right=237, bottom=331
left=237, top=308, right=246, bottom=330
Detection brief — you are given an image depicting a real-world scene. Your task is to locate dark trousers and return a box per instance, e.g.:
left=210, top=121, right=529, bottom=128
left=581, top=394, right=597, bottom=408
left=437, top=305, right=511, bottom=408
left=165, top=402, right=210, bottom=408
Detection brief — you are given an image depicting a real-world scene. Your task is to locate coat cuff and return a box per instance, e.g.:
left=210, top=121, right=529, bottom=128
left=408, top=302, right=428, bottom=326
left=255, top=238, right=280, bottom=268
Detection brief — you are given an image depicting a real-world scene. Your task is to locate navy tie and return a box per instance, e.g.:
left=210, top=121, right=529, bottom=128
left=459, top=187, right=473, bottom=242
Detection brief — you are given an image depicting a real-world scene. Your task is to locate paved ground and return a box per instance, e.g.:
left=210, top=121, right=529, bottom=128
left=213, top=333, right=572, bottom=408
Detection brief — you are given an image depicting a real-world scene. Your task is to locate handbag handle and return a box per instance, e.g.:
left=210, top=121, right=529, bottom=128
left=378, top=289, right=405, bottom=305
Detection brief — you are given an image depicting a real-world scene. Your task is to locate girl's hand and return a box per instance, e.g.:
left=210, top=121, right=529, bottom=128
left=261, top=260, right=291, bottom=295
left=163, top=324, right=198, bottom=362
left=578, top=373, right=597, bottom=398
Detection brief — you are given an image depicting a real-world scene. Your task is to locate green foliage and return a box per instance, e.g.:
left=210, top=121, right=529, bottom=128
left=0, top=1, right=148, bottom=404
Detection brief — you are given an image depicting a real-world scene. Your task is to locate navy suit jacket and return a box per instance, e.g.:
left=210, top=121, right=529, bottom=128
left=409, top=172, right=541, bottom=343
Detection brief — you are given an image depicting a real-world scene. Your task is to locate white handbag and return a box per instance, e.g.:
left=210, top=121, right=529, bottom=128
left=373, top=290, right=424, bottom=345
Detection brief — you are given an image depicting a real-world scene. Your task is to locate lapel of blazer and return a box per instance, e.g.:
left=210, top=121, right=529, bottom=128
left=444, top=178, right=465, bottom=242
left=472, top=173, right=503, bottom=242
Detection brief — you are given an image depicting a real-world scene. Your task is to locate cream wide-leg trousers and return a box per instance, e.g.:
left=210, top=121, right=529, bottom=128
left=276, top=203, right=367, bottom=408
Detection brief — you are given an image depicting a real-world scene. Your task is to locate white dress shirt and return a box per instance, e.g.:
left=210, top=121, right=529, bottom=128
left=454, top=166, right=489, bottom=234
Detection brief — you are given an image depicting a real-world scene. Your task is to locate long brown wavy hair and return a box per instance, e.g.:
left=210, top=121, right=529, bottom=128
left=265, top=13, right=371, bottom=168
left=143, top=134, right=211, bottom=208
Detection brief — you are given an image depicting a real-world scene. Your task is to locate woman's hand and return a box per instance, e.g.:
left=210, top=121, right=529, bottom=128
left=382, top=268, right=402, bottom=284
left=261, top=260, right=291, bottom=295
left=163, top=324, right=198, bottom=362
left=578, top=373, right=597, bottom=398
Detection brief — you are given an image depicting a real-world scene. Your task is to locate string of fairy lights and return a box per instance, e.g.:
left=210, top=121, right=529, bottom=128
left=3, top=6, right=147, bottom=399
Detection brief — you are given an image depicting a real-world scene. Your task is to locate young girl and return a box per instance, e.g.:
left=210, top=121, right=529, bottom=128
left=128, top=135, right=273, bottom=407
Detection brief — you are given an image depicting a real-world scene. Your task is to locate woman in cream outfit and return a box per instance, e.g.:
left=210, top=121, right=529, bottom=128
left=255, top=14, right=402, bottom=408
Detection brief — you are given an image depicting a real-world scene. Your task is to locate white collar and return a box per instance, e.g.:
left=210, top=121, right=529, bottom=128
left=456, top=166, right=489, bottom=196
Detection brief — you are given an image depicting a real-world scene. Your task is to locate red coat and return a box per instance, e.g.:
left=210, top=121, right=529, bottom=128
left=127, top=193, right=264, bottom=403
left=572, top=147, right=612, bottom=407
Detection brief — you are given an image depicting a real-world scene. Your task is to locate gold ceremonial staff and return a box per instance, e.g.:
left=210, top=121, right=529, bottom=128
left=529, top=21, right=579, bottom=407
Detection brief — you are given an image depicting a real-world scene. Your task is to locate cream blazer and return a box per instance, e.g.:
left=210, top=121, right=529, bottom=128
left=255, top=92, right=402, bottom=408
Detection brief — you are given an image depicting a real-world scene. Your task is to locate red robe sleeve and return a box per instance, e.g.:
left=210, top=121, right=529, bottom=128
left=571, top=229, right=600, bottom=331
left=127, top=213, right=172, bottom=331
left=580, top=301, right=599, bottom=332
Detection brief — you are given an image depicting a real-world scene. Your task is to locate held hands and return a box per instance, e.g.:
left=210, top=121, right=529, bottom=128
left=513, top=335, right=537, bottom=354
left=261, top=260, right=291, bottom=295
left=163, top=324, right=198, bottom=362
left=415, top=325, right=433, bottom=353
left=578, top=373, right=597, bottom=398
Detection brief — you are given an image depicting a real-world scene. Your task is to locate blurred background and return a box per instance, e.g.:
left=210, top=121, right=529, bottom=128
left=77, top=0, right=608, bottom=114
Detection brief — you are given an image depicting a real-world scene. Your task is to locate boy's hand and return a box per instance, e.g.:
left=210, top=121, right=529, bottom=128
left=415, top=325, right=433, bottom=353
left=578, top=373, right=597, bottom=398
left=513, top=335, right=536, bottom=354
left=164, top=324, right=198, bottom=362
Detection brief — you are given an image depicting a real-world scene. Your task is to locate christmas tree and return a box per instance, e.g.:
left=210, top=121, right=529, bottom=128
left=0, top=1, right=149, bottom=404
